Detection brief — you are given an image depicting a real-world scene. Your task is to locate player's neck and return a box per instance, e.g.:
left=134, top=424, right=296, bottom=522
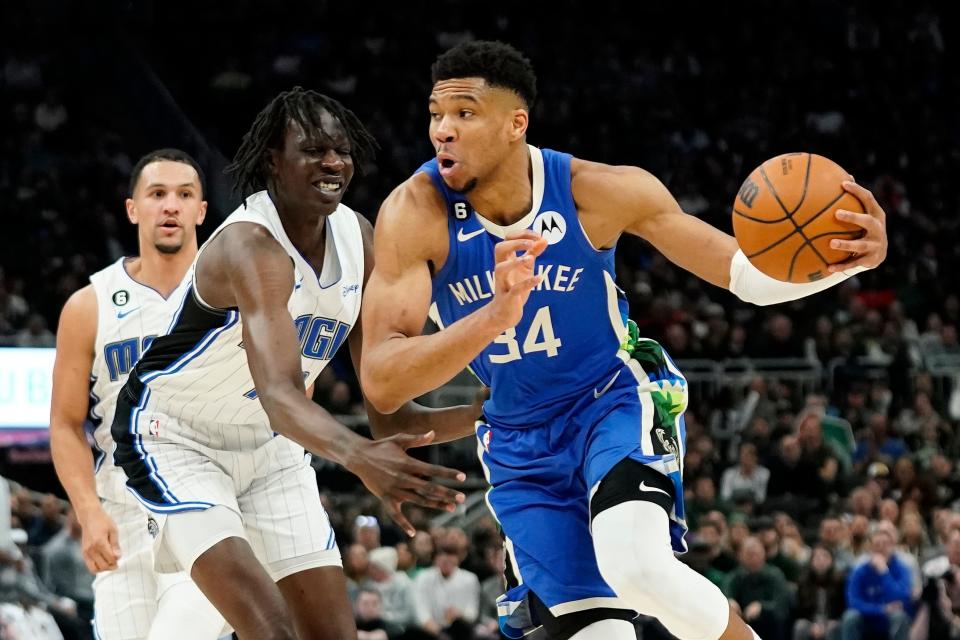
left=130, top=247, right=196, bottom=298
left=269, top=186, right=328, bottom=267
left=467, top=144, right=532, bottom=225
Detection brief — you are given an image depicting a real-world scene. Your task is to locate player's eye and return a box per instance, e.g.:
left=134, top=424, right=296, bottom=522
left=429, top=112, right=441, bottom=121
left=337, top=148, right=352, bottom=156
left=152, top=191, right=165, bottom=199
left=459, top=110, right=474, bottom=119
left=180, top=191, right=193, bottom=199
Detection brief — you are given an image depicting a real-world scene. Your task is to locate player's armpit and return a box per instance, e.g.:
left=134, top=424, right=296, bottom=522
left=572, top=160, right=738, bottom=289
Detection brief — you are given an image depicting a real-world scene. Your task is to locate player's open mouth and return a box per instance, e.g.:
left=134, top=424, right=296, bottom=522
left=313, top=180, right=342, bottom=193
left=438, top=157, right=459, bottom=178
left=159, top=220, right=180, bottom=230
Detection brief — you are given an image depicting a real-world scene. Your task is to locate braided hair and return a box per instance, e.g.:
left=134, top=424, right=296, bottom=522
left=225, top=87, right=378, bottom=203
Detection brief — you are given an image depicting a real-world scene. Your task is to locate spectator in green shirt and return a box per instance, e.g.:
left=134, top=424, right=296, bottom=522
left=725, top=536, right=793, bottom=640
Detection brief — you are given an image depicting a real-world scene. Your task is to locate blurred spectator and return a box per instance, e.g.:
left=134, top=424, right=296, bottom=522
left=41, top=510, right=93, bottom=626
left=476, top=545, right=505, bottom=640
left=842, top=526, right=912, bottom=640
left=26, top=495, right=63, bottom=548
left=793, top=546, right=846, bottom=640
left=820, top=517, right=857, bottom=575
left=409, top=531, right=435, bottom=578
left=344, top=543, right=373, bottom=604
left=725, top=536, right=792, bottom=640
left=693, top=520, right=738, bottom=588
left=413, top=543, right=480, bottom=640
left=719, top=442, right=769, bottom=505
left=766, top=435, right=820, bottom=518
left=355, top=515, right=383, bottom=551
left=755, top=516, right=801, bottom=583
left=355, top=587, right=394, bottom=640
left=914, top=529, right=960, bottom=639
left=685, top=476, right=731, bottom=530
left=13, top=313, right=55, bottom=347
left=367, top=546, right=419, bottom=634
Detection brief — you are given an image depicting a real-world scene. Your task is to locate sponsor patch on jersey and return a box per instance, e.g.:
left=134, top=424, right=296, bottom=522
left=532, top=211, right=566, bottom=245
left=342, top=283, right=360, bottom=297
left=112, top=290, right=130, bottom=306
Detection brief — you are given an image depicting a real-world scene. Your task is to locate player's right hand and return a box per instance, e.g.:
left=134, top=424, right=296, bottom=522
left=349, top=431, right=466, bottom=537
left=80, top=507, right=121, bottom=573
left=486, top=230, right=548, bottom=330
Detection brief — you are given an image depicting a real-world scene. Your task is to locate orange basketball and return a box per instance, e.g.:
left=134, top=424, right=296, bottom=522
left=732, top=153, right=864, bottom=283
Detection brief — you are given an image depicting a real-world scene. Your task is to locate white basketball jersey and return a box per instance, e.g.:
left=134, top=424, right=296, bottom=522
left=89, top=259, right=190, bottom=503
left=127, top=190, right=364, bottom=447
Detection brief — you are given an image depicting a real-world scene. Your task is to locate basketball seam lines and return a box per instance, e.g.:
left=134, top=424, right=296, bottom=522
left=744, top=189, right=848, bottom=259
left=732, top=208, right=790, bottom=224
left=758, top=158, right=835, bottom=279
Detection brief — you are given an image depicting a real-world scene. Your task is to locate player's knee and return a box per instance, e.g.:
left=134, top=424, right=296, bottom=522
left=594, top=537, right=676, bottom=594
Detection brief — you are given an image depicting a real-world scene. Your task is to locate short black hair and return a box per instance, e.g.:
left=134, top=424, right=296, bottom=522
left=431, top=40, right=537, bottom=108
left=129, top=148, right=204, bottom=197
left=225, top=86, right=378, bottom=203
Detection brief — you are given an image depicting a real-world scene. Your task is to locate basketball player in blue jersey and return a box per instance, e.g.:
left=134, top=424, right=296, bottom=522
left=113, top=89, right=477, bottom=640
left=361, top=42, right=888, bottom=640
left=51, top=149, right=225, bottom=638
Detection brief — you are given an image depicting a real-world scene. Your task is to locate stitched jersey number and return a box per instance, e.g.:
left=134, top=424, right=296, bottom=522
left=489, top=306, right=561, bottom=364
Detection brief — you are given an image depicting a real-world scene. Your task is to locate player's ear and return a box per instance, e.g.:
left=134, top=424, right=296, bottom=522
left=265, top=149, right=279, bottom=178
left=198, top=200, right=208, bottom=226
left=509, top=108, right=528, bottom=142
left=125, top=198, right=138, bottom=224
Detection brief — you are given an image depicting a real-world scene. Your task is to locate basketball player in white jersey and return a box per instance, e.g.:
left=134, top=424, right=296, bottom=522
left=50, top=149, right=226, bottom=639
left=113, top=88, right=476, bottom=640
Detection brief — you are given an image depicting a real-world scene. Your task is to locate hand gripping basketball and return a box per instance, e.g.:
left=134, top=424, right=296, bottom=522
left=826, top=180, right=888, bottom=273
left=486, top=230, right=548, bottom=331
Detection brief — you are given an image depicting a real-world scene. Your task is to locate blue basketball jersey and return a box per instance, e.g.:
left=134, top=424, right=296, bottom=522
left=420, top=146, right=630, bottom=427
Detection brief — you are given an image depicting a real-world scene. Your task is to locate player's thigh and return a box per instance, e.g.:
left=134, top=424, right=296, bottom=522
left=276, top=566, right=356, bottom=640
left=478, top=422, right=630, bottom=624
left=93, top=501, right=160, bottom=640
left=190, top=534, right=295, bottom=639
left=237, top=452, right=341, bottom=582
left=149, top=572, right=228, bottom=640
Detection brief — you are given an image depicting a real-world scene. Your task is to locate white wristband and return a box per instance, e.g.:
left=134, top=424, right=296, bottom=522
left=728, top=249, right=868, bottom=306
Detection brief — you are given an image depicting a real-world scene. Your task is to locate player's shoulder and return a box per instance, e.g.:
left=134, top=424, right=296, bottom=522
left=570, top=157, right=657, bottom=190
left=58, top=284, right=98, bottom=335
left=215, top=220, right=286, bottom=257
left=570, top=157, right=666, bottom=208
left=379, top=172, right=446, bottom=227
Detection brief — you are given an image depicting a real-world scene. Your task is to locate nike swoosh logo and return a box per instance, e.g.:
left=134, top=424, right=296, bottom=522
left=639, top=482, right=671, bottom=497
left=593, top=370, right=621, bottom=398
left=457, top=227, right=486, bottom=242
left=116, top=307, right=140, bottom=319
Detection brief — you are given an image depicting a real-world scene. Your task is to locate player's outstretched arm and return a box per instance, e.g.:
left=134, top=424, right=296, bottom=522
left=49, top=286, right=120, bottom=573
left=207, top=223, right=465, bottom=535
left=360, top=178, right=545, bottom=414
left=572, top=159, right=887, bottom=305
left=349, top=212, right=484, bottom=443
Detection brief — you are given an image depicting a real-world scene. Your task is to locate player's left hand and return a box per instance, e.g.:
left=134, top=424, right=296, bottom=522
left=827, top=180, right=888, bottom=273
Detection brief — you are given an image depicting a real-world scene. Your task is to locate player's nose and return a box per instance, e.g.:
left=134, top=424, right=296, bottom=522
left=161, top=193, right=182, bottom=214
left=432, top=116, right=457, bottom=144
left=319, top=148, right=345, bottom=171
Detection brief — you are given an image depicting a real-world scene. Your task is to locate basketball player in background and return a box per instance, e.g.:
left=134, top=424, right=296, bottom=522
left=50, top=149, right=225, bottom=639
left=113, top=88, right=476, bottom=639
left=360, top=42, right=888, bottom=640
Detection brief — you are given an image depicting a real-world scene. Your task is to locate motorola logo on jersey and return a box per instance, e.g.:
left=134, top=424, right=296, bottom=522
left=532, top=211, right=566, bottom=245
